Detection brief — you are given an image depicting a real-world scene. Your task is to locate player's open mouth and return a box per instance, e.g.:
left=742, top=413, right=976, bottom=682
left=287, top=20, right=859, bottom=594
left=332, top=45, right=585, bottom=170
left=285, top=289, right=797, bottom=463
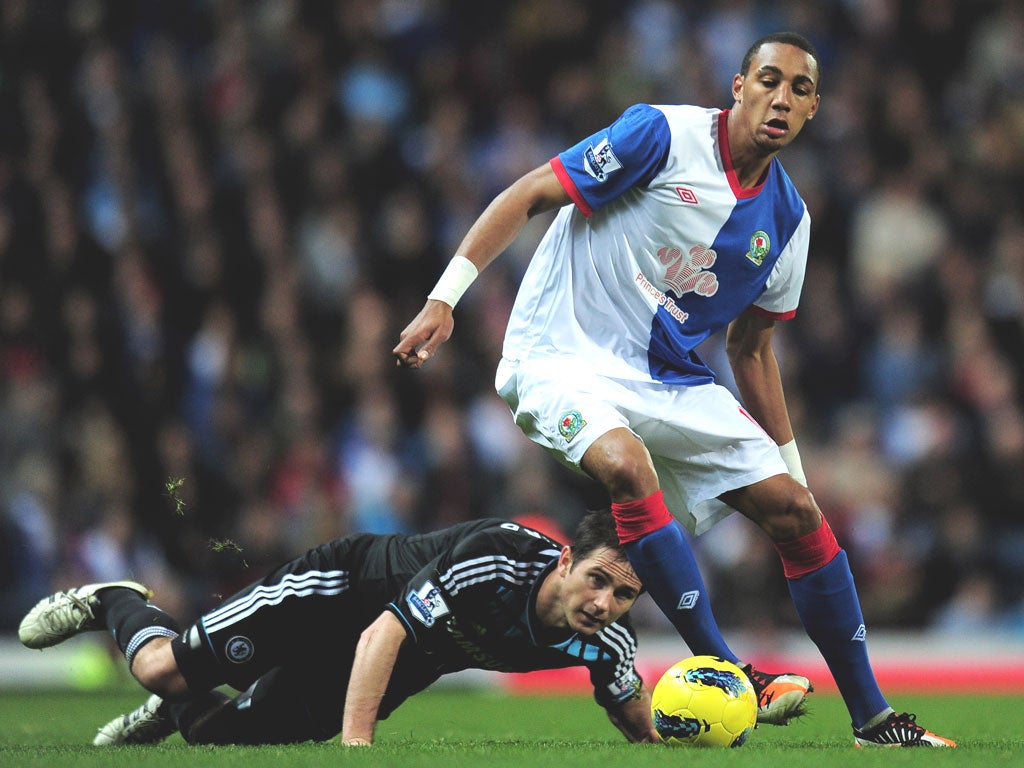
left=764, top=119, right=789, bottom=138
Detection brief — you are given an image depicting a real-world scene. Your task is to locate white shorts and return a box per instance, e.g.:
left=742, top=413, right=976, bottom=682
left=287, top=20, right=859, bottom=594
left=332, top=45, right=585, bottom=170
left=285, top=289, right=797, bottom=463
left=495, top=356, right=788, bottom=535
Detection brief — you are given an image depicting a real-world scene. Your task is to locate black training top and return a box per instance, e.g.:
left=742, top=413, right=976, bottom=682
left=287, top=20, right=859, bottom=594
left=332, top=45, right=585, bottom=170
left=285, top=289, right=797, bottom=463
left=326, top=518, right=643, bottom=716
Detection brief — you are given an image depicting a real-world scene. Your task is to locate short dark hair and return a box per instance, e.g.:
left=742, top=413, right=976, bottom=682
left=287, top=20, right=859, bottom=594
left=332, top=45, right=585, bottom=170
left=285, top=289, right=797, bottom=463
left=569, top=509, right=644, bottom=592
left=569, top=508, right=625, bottom=564
left=740, top=32, right=821, bottom=93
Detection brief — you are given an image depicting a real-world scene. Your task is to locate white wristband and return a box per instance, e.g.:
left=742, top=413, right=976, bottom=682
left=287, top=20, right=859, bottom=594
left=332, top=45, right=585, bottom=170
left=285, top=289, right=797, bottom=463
left=778, top=439, right=807, bottom=487
left=427, top=256, right=479, bottom=308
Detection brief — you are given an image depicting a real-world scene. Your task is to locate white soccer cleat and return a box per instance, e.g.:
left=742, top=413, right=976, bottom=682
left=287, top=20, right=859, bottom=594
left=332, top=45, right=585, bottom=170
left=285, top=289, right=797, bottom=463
left=742, top=664, right=813, bottom=726
left=19, top=581, right=152, bottom=649
left=94, top=694, right=175, bottom=746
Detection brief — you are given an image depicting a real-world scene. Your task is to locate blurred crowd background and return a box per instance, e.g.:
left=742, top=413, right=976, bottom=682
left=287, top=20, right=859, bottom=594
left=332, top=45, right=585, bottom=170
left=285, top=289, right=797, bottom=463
left=1, top=0, right=1023, bottom=643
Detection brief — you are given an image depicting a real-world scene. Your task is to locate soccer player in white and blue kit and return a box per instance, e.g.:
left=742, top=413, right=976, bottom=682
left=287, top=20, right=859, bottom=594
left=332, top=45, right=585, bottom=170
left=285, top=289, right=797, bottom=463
left=396, top=32, right=954, bottom=748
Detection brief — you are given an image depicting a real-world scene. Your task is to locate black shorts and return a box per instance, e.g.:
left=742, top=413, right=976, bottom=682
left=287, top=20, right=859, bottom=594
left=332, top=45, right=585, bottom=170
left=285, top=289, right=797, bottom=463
left=170, top=541, right=369, bottom=742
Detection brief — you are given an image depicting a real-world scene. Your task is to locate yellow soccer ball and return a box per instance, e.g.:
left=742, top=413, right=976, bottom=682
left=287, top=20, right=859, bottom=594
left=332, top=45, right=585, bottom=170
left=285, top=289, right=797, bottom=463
left=651, top=655, right=757, bottom=747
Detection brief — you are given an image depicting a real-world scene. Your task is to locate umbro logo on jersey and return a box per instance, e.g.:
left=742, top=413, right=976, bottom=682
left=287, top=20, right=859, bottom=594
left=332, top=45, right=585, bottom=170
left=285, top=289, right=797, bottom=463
left=851, top=624, right=867, bottom=642
left=676, top=187, right=699, bottom=205
left=677, top=590, right=700, bottom=609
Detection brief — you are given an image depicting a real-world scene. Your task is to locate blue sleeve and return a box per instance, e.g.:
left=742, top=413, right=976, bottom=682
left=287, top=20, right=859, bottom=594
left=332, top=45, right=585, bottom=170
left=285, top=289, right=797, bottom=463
left=556, top=104, right=671, bottom=213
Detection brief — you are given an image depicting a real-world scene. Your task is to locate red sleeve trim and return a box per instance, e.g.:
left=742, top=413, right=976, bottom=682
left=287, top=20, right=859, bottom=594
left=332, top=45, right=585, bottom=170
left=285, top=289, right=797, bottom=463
left=550, top=156, right=593, bottom=218
left=749, top=305, right=797, bottom=321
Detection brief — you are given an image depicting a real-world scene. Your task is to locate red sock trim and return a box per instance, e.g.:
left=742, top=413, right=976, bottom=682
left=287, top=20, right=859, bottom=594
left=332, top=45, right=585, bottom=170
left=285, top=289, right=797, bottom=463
left=611, top=490, right=674, bottom=545
left=774, top=516, right=842, bottom=579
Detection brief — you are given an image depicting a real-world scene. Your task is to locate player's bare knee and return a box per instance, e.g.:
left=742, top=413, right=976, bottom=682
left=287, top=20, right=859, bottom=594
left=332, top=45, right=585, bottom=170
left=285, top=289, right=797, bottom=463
left=584, top=442, right=658, bottom=500
left=129, top=637, right=186, bottom=696
left=762, top=485, right=820, bottom=541
left=602, top=464, right=651, bottom=500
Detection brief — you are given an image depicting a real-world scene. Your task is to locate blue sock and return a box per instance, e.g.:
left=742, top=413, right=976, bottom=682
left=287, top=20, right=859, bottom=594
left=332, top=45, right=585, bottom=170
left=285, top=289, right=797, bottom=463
left=787, top=550, right=889, bottom=727
left=624, top=521, right=739, bottom=664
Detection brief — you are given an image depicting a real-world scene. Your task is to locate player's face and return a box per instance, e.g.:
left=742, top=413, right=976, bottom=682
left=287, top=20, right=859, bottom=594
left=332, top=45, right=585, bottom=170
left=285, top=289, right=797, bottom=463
left=731, top=42, right=820, bottom=155
left=555, top=546, right=642, bottom=635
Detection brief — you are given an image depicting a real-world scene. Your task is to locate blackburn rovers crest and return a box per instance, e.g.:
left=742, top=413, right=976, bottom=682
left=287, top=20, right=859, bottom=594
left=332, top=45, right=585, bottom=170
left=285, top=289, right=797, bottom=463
left=558, top=410, right=587, bottom=442
left=745, top=230, right=770, bottom=266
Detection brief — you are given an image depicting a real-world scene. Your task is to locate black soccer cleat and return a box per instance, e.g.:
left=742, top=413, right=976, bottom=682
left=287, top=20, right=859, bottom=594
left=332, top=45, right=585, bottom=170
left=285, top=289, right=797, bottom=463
left=853, top=711, right=956, bottom=747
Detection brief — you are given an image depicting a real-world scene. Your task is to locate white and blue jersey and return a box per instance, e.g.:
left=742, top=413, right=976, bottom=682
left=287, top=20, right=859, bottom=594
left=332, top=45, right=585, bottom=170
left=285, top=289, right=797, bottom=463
left=500, top=104, right=809, bottom=385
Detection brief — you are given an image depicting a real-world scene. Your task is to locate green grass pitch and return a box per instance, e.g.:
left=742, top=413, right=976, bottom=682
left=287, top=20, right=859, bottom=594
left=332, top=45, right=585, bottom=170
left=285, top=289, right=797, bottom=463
left=1, top=688, right=1021, bottom=768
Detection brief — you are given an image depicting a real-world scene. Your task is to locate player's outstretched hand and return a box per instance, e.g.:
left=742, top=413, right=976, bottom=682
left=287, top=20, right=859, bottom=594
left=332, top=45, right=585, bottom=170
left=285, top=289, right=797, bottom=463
left=393, top=300, right=455, bottom=369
